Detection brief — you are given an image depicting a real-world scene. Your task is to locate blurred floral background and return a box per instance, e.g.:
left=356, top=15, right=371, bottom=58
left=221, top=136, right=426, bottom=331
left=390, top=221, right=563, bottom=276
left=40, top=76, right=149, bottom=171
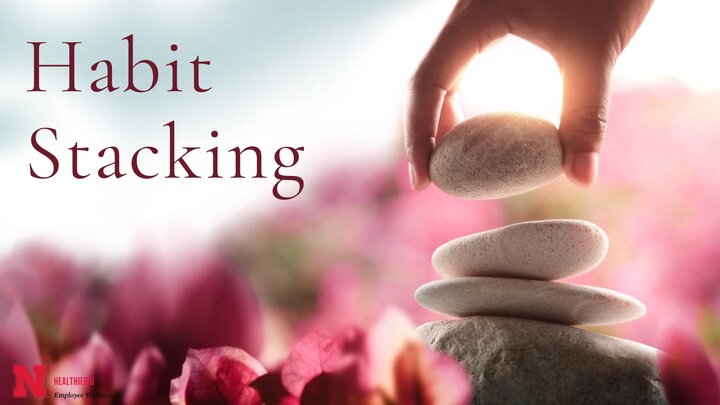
left=2, top=83, right=719, bottom=403
left=2, top=0, right=720, bottom=403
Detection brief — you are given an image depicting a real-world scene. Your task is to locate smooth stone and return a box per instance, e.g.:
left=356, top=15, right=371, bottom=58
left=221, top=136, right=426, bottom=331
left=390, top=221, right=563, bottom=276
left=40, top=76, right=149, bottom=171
left=429, top=112, right=563, bottom=200
left=432, top=219, right=608, bottom=280
left=414, top=278, right=645, bottom=325
left=416, top=316, right=667, bottom=405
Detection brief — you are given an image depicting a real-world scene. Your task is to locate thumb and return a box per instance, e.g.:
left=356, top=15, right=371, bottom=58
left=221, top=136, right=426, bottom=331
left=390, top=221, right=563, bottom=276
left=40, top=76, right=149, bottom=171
left=559, top=56, right=614, bottom=187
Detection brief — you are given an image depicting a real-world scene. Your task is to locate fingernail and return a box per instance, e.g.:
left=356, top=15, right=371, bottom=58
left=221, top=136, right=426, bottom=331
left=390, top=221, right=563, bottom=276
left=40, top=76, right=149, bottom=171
left=408, top=163, right=418, bottom=190
left=571, top=152, right=599, bottom=186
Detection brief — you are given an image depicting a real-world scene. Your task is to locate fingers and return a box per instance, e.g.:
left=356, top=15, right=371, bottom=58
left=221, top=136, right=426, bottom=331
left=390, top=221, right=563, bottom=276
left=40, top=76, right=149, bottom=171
left=558, top=55, right=614, bottom=187
left=404, top=86, right=445, bottom=190
left=437, top=92, right=464, bottom=141
left=404, top=90, right=464, bottom=190
left=405, top=1, right=508, bottom=190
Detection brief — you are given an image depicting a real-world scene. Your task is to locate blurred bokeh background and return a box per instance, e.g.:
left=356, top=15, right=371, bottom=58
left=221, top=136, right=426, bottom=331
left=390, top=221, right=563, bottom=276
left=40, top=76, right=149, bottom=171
left=1, top=0, right=719, bottom=402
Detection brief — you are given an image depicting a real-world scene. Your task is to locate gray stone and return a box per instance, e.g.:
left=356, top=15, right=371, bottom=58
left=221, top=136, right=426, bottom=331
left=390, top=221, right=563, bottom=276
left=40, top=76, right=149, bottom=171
left=415, top=277, right=645, bottom=325
left=432, top=219, right=608, bottom=280
left=416, top=316, right=667, bottom=405
left=429, top=112, right=563, bottom=200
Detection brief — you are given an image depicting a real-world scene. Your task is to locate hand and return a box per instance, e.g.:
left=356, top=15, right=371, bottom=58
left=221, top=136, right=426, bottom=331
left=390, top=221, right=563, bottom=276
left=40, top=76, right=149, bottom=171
left=404, top=0, right=653, bottom=190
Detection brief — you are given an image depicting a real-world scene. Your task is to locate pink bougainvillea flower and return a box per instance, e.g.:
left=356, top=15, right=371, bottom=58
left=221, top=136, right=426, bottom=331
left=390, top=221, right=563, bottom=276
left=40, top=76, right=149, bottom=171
left=281, top=328, right=379, bottom=404
left=0, top=244, right=101, bottom=356
left=660, top=332, right=720, bottom=405
left=393, top=341, right=470, bottom=405
left=281, top=329, right=370, bottom=398
left=0, top=245, right=85, bottom=318
left=250, top=370, right=298, bottom=405
left=49, top=333, right=125, bottom=404
left=103, top=252, right=262, bottom=376
left=280, top=332, right=347, bottom=397
left=367, top=309, right=418, bottom=397
left=292, top=265, right=367, bottom=338
left=282, top=310, right=470, bottom=404
left=298, top=368, right=385, bottom=405
left=170, top=347, right=267, bottom=405
left=0, top=298, right=41, bottom=403
left=370, top=310, right=470, bottom=405
left=125, top=345, right=171, bottom=405
left=171, top=309, right=469, bottom=404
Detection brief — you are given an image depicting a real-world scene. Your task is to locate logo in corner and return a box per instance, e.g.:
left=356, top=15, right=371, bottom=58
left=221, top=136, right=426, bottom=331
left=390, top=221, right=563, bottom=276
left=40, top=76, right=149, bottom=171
left=12, top=364, right=47, bottom=398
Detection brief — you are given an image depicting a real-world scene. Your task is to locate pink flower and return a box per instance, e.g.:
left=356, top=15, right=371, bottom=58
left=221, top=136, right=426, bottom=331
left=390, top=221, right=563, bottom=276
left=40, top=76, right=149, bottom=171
left=171, top=310, right=470, bottom=405
left=393, top=341, right=471, bottom=405
left=660, top=332, right=720, bottom=405
left=0, top=244, right=101, bottom=356
left=0, top=246, right=263, bottom=403
left=103, top=251, right=262, bottom=377
left=49, top=334, right=124, bottom=404
left=589, top=86, right=720, bottom=345
left=292, top=265, right=367, bottom=337
left=125, top=345, right=171, bottom=405
left=170, top=347, right=266, bottom=405
left=0, top=298, right=41, bottom=402
left=281, top=328, right=372, bottom=401
left=370, top=310, right=470, bottom=405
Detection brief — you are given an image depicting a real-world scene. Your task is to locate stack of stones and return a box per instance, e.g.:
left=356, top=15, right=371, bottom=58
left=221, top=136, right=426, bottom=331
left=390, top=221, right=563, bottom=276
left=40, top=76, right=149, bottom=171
left=415, top=113, right=667, bottom=405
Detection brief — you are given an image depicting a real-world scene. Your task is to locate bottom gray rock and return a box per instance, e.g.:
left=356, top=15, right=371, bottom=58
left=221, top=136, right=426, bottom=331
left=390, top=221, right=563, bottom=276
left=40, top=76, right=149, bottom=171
left=416, top=316, right=667, bottom=405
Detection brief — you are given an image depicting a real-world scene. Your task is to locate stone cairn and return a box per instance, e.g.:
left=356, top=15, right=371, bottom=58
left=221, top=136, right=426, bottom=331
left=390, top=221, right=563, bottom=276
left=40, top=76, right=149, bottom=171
left=414, top=112, right=667, bottom=405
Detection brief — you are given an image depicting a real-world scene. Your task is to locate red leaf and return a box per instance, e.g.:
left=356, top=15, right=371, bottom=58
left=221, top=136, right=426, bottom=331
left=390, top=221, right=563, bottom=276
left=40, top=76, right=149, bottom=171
left=170, top=347, right=266, bottom=405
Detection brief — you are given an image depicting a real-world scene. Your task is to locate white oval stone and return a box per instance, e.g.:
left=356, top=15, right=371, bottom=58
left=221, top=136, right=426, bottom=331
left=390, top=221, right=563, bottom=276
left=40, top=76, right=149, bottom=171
left=414, top=277, right=645, bottom=325
left=416, top=316, right=667, bottom=405
left=429, top=112, right=563, bottom=199
left=432, top=219, right=608, bottom=280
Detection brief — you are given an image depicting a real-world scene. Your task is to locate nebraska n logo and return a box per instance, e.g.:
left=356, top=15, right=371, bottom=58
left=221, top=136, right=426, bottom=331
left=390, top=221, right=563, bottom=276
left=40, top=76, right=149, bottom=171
left=12, top=364, right=47, bottom=398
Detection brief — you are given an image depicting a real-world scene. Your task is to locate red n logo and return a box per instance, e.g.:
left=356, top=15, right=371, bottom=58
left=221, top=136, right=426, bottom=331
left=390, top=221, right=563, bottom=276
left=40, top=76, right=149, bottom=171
left=12, top=364, right=47, bottom=398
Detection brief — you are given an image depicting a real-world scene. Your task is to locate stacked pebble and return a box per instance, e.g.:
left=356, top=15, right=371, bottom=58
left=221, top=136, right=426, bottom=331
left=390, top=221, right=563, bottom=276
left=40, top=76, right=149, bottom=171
left=415, top=113, right=667, bottom=405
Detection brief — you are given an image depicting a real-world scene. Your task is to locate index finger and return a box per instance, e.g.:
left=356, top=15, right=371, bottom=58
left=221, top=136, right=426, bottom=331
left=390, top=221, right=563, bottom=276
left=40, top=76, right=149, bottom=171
left=405, top=1, right=509, bottom=190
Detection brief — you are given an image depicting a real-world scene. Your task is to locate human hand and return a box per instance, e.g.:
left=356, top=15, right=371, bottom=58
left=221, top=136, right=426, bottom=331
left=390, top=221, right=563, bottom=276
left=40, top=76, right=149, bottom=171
left=404, top=0, right=653, bottom=190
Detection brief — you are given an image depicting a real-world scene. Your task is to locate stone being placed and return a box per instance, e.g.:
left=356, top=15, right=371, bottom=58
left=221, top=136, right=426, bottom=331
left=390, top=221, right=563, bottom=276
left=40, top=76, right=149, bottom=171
left=432, top=219, right=608, bottom=280
left=429, top=112, right=563, bottom=200
left=415, top=277, right=645, bottom=325
left=416, top=316, right=667, bottom=405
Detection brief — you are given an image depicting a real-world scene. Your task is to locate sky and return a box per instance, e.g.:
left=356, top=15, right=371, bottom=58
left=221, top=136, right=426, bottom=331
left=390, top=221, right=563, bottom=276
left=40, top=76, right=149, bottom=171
left=0, top=0, right=718, bottom=258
